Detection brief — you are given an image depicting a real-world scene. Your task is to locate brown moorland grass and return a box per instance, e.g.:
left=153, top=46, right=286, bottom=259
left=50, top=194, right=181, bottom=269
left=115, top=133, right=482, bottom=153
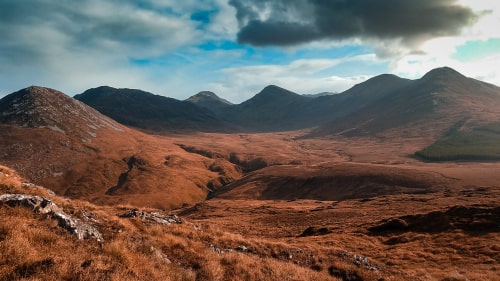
left=180, top=188, right=499, bottom=281
left=1, top=166, right=346, bottom=281
left=2, top=126, right=500, bottom=280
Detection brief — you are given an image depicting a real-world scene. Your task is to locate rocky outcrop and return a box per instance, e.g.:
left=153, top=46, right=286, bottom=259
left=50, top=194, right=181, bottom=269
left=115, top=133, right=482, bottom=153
left=119, top=209, right=182, bottom=225
left=0, top=194, right=103, bottom=241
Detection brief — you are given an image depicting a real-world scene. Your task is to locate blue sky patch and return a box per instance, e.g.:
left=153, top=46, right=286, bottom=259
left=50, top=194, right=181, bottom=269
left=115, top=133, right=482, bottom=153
left=453, top=38, right=500, bottom=61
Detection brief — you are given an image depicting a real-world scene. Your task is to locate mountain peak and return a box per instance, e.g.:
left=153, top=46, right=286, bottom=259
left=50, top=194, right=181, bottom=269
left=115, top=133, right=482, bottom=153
left=0, top=86, right=123, bottom=139
left=261, top=84, right=291, bottom=93
left=186, top=91, right=233, bottom=105
left=421, top=67, right=466, bottom=81
left=255, top=85, right=301, bottom=100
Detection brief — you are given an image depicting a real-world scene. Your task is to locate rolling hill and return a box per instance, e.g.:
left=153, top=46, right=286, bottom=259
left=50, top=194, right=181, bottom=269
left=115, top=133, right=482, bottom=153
left=212, top=163, right=451, bottom=201
left=0, top=86, right=241, bottom=209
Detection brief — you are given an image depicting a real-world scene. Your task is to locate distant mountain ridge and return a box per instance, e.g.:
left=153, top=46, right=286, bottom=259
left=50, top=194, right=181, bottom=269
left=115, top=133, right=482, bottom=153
left=74, top=86, right=227, bottom=132
left=71, top=67, right=500, bottom=138
left=309, top=67, right=500, bottom=138
left=223, top=85, right=314, bottom=130
left=303, top=92, right=337, bottom=98
left=185, top=91, right=233, bottom=115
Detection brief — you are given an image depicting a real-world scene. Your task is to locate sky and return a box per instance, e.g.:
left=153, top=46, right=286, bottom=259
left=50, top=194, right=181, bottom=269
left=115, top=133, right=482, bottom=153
left=0, top=0, right=499, bottom=103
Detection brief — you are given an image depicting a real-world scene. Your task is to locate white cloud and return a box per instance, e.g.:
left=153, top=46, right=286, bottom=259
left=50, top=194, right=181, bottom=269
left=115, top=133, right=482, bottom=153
left=0, top=1, right=223, bottom=97
left=388, top=1, right=500, bottom=85
left=207, top=55, right=378, bottom=103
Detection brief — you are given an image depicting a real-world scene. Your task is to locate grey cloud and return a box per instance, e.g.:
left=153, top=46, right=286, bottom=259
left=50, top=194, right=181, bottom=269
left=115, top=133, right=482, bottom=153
left=0, top=1, right=199, bottom=64
left=0, top=0, right=205, bottom=96
left=229, top=0, right=479, bottom=48
left=238, top=21, right=318, bottom=46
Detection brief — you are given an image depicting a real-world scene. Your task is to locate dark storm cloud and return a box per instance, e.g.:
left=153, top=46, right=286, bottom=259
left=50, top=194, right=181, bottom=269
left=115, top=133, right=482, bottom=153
left=229, top=0, right=479, bottom=47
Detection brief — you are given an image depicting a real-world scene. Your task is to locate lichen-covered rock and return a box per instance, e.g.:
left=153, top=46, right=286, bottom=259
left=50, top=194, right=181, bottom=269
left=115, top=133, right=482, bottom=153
left=0, top=194, right=103, bottom=242
left=119, top=208, right=182, bottom=225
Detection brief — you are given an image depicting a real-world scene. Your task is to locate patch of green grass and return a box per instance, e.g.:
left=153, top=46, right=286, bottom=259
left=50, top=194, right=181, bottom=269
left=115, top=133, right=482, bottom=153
left=416, top=122, right=500, bottom=161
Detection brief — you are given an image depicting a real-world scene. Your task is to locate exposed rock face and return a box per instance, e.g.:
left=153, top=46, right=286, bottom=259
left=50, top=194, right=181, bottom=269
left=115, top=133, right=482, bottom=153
left=119, top=209, right=182, bottom=225
left=0, top=194, right=103, bottom=241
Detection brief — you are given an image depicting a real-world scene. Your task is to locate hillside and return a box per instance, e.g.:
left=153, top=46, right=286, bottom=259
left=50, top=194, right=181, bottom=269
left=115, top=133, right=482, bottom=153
left=3, top=161, right=498, bottom=281
left=212, top=163, right=451, bottom=201
left=73, top=68, right=500, bottom=143
left=309, top=67, right=500, bottom=139
left=185, top=91, right=233, bottom=116
left=0, top=165, right=341, bottom=280
left=0, top=86, right=242, bottom=209
left=415, top=121, right=500, bottom=161
left=223, top=85, right=314, bottom=131
left=74, top=86, right=227, bottom=132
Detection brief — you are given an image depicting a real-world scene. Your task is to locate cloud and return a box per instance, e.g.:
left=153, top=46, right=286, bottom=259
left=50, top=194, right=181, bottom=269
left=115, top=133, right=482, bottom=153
left=0, top=0, right=233, bottom=97
left=0, top=1, right=200, bottom=58
left=229, top=0, right=480, bottom=50
left=389, top=1, right=500, bottom=86
left=207, top=55, right=379, bottom=103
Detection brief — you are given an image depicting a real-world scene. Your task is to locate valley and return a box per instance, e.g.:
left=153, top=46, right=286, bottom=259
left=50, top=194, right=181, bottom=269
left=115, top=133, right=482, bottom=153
left=0, top=67, right=499, bottom=280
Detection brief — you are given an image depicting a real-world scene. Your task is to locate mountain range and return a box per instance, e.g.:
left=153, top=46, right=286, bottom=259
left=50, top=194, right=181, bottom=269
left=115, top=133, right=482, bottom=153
left=2, top=66, right=500, bottom=209
left=73, top=67, right=500, bottom=138
left=1, top=67, right=499, bottom=281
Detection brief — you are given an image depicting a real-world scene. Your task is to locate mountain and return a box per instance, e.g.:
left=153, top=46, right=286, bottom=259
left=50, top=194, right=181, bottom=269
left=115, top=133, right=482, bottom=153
left=74, top=86, right=226, bottom=132
left=32, top=66, right=500, bottom=161
left=223, top=85, right=314, bottom=131
left=308, top=67, right=500, bottom=138
left=302, top=92, right=336, bottom=98
left=0, top=86, right=124, bottom=140
left=185, top=91, right=233, bottom=115
left=0, top=86, right=242, bottom=209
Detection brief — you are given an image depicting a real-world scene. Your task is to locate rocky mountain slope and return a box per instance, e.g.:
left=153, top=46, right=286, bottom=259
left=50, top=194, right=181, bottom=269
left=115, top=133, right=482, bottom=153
left=0, top=86, right=124, bottom=141
left=0, top=86, right=241, bottom=209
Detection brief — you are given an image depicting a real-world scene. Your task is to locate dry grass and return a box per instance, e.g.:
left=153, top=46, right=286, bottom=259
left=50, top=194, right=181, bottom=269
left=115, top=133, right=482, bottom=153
left=2, top=124, right=499, bottom=281
left=1, top=167, right=347, bottom=281
left=180, top=191, right=499, bottom=281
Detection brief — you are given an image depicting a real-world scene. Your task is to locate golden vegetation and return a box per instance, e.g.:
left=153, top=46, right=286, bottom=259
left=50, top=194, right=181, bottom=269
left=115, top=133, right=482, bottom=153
left=2, top=138, right=499, bottom=281
left=0, top=166, right=346, bottom=280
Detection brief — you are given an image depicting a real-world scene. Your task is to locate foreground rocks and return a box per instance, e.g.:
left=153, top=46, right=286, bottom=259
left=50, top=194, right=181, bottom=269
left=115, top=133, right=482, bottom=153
left=119, top=208, right=182, bottom=225
left=0, top=194, right=103, bottom=242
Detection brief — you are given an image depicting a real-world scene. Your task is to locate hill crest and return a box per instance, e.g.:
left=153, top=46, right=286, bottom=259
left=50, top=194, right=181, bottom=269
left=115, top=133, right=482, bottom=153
left=0, top=86, right=124, bottom=140
left=186, top=91, right=233, bottom=105
left=75, top=86, right=225, bottom=132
